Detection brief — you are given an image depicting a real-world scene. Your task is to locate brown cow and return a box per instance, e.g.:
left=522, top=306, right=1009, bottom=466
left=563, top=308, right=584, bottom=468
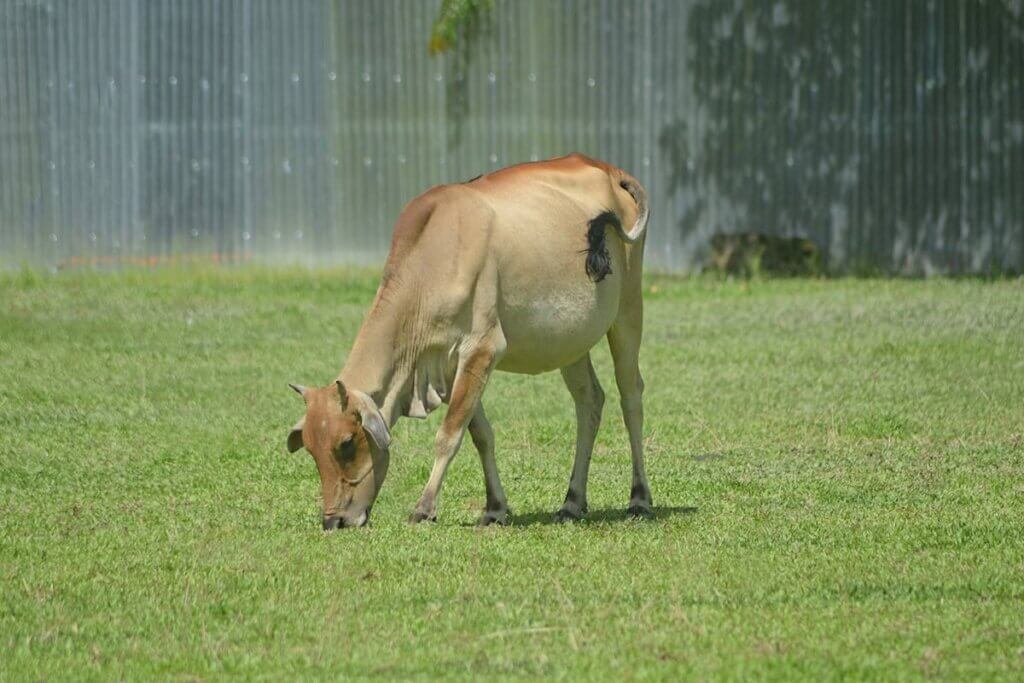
left=287, top=153, right=651, bottom=529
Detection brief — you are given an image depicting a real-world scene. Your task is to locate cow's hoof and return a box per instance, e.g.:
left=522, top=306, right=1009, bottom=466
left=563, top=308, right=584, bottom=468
left=408, top=510, right=437, bottom=524
left=477, top=510, right=509, bottom=527
left=554, top=507, right=584, bottom=523
left=627, top=504, right=654, bottom=519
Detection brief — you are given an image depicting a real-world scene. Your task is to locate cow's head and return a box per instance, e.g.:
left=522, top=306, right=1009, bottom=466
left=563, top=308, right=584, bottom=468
left=286, top=381, right=390, bottom=530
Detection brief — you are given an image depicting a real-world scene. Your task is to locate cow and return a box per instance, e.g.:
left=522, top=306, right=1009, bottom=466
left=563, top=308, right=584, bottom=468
left=286, top=153, right=651, bottom=529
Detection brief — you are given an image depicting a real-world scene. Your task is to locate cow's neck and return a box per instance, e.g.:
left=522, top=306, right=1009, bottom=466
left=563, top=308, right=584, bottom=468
left=337, top=289, right=418, bottom=427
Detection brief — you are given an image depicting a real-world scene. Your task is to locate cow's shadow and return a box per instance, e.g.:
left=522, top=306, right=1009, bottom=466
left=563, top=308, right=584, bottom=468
left=493, top=505, right=697, bottom=528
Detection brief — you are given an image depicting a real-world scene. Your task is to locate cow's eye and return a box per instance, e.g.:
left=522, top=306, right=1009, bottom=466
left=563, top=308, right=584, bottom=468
left=338, top=436, right=356, bottom=458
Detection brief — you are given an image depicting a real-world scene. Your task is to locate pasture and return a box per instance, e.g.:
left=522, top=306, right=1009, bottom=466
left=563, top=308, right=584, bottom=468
left=2, top=269, right=1022, bottom=680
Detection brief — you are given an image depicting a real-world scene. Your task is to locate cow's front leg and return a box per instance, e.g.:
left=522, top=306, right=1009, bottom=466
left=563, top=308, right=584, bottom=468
left=410, top=344, right=498, bottom=524
left=468, top=402, right=509, bottom=526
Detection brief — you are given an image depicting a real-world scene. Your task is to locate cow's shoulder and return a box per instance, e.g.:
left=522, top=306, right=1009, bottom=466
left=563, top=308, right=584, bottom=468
left=387, top=183, right=492, bottom=260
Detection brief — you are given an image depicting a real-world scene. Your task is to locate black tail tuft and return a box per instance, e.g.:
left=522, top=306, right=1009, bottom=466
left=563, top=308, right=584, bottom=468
left=584, top=210, right=620, bottom=283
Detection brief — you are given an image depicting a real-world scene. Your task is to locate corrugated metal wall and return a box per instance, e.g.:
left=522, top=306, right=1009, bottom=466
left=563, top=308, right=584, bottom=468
left=1, top=0, right=1022, bottom=273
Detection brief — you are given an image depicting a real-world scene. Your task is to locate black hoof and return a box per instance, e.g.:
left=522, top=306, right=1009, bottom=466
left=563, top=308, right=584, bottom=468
left=627, top=504, right=654, bottom=519
left=408, top=511, right=436, bottom=524
left=477, top=511, right=509, bottom=527
left=554, top=507, right=584, bottom=523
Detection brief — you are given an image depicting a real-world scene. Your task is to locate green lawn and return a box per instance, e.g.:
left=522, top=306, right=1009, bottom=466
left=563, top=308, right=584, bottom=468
left=1, top=268, right=1023, bottom=680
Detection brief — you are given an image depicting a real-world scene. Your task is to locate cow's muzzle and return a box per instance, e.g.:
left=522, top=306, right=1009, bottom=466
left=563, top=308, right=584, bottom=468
left=322, top=510, right=369, bottom=531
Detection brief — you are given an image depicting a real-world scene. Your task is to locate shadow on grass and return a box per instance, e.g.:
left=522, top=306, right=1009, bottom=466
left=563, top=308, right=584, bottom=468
left=494, top=505, right=698, bottom=528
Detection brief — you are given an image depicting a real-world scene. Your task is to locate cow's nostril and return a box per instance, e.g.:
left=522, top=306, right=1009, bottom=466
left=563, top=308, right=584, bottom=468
left=322, top=516, right=342, bottom=531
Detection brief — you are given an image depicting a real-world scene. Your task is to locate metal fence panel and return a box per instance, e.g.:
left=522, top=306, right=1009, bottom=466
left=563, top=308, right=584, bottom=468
left=1, top=0, right=1022, bottom=273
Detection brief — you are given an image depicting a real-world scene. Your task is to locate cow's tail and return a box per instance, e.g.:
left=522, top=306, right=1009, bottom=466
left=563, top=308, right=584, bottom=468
left=612, top=171, right=649, bottom=244
left=583, top=168, right=649, bottom=283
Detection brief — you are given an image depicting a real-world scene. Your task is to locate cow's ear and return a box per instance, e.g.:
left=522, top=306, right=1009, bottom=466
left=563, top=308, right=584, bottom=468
left=360, top=406, right=390, bottom=452
left=287, top=418, right=305, bottom=453
left=348, top=388, right=390, bottom=452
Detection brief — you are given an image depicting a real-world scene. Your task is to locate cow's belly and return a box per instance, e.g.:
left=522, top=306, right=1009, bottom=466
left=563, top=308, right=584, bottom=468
left=495, top=275, right=620, bottom=374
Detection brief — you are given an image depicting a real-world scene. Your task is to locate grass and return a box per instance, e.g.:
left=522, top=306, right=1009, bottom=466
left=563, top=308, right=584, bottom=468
left=1, top=268, right=1023, bottom=680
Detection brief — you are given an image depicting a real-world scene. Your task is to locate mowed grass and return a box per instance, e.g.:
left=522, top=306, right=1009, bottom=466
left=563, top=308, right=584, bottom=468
left=1, top=268, right=1023, bottom=681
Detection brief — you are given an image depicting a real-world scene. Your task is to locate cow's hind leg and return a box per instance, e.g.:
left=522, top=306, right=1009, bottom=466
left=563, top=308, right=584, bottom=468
left=469, top=402, right=509, bottom=526
left=410, top=344, right=498, bottom=524
left=608, top=312, right=654, bottom=518
left=555, top=353, right=604, bottom=522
